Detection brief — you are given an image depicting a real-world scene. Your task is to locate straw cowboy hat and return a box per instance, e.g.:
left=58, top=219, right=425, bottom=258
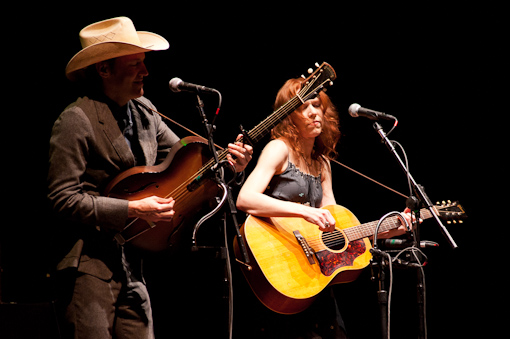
left=66, top=16, right=169, bottom=81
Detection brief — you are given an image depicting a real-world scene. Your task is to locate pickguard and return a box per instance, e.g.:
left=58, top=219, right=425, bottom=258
left=315, top=239, right=366, bottom=276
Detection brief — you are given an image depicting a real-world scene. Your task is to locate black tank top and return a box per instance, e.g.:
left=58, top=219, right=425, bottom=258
left=264, top=161, right=323, bottom=207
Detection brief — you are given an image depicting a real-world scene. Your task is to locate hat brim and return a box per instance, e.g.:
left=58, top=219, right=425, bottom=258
left=65, top=31, right=169, bottom=81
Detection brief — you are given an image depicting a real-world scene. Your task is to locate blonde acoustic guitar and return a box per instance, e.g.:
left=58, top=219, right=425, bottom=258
left=234, top=202, right=465, bottom=314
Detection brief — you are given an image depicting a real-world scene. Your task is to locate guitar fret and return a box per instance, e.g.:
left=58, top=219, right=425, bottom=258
left=248, top=97, right=301, bottom=143
left=345, top=208, right=433, bottom=242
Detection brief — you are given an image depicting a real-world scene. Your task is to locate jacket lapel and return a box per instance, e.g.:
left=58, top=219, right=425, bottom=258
left=130, top=100, right=157, bottom=166
left=94, top=99, right=135, bottom=169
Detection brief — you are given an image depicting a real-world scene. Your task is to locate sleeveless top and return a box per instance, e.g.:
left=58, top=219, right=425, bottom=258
left=264, top=161, right=323, bottom=207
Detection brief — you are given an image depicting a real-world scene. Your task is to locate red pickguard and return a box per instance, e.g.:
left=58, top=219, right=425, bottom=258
left=315, top=239, right=367, bottom=276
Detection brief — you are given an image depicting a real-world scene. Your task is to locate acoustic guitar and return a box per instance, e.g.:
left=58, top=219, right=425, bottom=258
left=104, top=62, right=337, bottom=251
left=233, top=202, right=465, bottom=314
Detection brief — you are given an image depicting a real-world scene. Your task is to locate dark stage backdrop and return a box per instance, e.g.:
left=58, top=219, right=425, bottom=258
left=2, top=3, right=503, bottom=338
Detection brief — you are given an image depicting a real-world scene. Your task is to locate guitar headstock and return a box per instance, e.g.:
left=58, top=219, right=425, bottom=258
left=298, top=62, right=337, bottom=102
left=435, top=200, right=467, bottom=224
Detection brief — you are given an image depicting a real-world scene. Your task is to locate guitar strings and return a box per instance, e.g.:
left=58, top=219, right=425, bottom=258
left=246, top=76, right=320, bottom=142
left=305, top=217, right=403, bottom=248
left=305, top=208, right=435, bottom=249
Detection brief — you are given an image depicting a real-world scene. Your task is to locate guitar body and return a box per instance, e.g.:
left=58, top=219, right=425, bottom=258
left=234, top=205, right=372, bottom=314
left=105, top=136, right=220, bottom=252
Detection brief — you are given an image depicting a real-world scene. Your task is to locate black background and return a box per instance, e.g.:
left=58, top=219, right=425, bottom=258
left=2, top=2, right=504, bottom=338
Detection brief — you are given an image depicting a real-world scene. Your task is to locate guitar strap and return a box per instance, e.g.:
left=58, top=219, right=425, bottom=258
left=134, top=98, right=225, bottom=151
left=329, top=159, right=408, bottom=199
left=134, top=99, right=409, bottom=199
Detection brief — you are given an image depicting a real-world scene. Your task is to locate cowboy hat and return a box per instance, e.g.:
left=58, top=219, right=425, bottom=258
left=65, top=16, right=169, bottom=81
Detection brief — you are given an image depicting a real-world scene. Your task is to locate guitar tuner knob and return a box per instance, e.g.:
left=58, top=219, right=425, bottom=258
left=315, top=62, right=320, bottom=67
left=301, top=74, right=306, bottom=79
left=307, top=68, right=314, bottom=74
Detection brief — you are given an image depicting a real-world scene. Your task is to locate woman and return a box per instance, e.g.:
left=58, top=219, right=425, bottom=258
left=236, top=78, right=409, bottom=338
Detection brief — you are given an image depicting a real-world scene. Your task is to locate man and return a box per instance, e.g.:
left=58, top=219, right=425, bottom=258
left=48, top=17, right=252, bottom=339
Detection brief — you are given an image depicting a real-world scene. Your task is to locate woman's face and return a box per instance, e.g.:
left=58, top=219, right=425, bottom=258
left=291, top=96, right=324, bottom=139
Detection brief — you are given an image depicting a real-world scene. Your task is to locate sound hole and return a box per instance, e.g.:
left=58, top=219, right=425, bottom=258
left=321, top=230, right=346, bottom=251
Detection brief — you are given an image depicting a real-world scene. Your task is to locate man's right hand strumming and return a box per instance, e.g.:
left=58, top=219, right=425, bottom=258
left=128, top=196, right=175, bottom=222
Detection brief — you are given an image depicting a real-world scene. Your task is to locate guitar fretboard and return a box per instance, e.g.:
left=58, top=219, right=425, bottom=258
left=344, top=208, right=433, bottom=241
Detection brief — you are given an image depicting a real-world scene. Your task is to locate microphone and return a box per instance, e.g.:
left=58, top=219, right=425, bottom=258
left=379, top=239, right=439, bottom=248
left=348, top=103, right=396, bottom=121
left=169, top=77, right=217, bottom=93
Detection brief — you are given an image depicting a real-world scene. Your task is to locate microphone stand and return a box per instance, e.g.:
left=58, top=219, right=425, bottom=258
left=370, top=122, right=458, bottom=339
left=372, top=122, right=457, bottom=249
left=191, top=91, right=249, bottom=339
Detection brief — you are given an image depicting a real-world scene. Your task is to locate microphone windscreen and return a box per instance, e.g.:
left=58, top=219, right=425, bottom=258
left=348, top=103, right=361, bottom=117
left=169, top=78, right=183, bottom=92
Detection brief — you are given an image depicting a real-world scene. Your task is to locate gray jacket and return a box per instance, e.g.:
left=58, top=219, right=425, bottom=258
left=48, top=95, right=179, bottom=280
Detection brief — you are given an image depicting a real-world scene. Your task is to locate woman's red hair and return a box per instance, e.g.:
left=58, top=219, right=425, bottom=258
left=271, top=78, right=341, bottom=167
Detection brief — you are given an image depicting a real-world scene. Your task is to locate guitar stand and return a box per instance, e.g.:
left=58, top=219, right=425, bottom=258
left=189, top=92, right=250, bottom=339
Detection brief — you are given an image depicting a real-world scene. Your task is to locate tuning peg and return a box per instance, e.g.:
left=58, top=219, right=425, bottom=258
left=315, top=62, right=320, bottom=67
left=459, top=220, right=464, bottom=224
left=442, top=200, right=446, bottom=206
left=307, top=68, right=314, bottom=74
left=301, top=74, right=306, bottom=79
left=436, top=201, right=440, bottom=206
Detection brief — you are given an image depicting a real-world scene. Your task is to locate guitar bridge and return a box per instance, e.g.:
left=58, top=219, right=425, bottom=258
left=293, top=230, right=315, bottom=265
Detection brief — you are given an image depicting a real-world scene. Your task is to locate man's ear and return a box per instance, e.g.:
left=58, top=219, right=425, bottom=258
left=96, top=61, right=111, bottom=79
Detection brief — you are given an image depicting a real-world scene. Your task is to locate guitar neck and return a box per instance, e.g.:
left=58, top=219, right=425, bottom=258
left=344, top=208, right=434, bottom=241
left=247, top=96, right=302, bottom=144
left=201, top=95, right=307, bottom=172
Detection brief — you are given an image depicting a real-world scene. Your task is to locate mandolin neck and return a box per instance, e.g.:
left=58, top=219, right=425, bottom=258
left=344, top=208, right=434, bottom=241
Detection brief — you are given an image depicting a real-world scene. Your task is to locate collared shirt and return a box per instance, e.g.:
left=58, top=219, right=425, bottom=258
left=107, top=99, right=145, bottom=166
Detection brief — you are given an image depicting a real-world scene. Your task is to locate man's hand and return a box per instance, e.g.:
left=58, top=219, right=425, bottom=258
left=128, top=196, right=175, bottom=222
left=227, top=134, right=254, bottom=172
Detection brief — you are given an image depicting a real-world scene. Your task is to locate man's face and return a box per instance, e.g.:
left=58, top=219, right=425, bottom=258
left=100, top=53, right=149, bottom=106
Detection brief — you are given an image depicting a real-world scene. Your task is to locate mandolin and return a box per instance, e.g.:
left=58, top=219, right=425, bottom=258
left=233, top=201, right=466, bottom=314
left=104, top=62, right=337, bottom=251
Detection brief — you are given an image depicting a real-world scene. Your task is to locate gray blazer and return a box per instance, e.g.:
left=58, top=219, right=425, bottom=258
left=48, top=96, right=179, bottom=280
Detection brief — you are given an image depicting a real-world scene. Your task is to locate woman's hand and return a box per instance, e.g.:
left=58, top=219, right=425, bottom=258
left=302, top=205, right=336, bottom=233
left=377, top=207, right=421, bottom=239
